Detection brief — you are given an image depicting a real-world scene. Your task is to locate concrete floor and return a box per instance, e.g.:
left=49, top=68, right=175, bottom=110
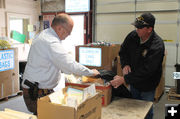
left=0, top=92, right=179, bottom=119
left=153, top=92, right=179, bottom=119
left=0, top=94, right=31, bottom=114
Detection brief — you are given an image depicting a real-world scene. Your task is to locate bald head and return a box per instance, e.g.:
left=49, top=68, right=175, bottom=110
left=51, top=13, right=74, bottom=40
left=51, top=13, right=73, bottom=28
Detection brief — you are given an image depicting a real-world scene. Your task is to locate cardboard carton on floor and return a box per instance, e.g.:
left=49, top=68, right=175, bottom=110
left=37, top=92, right=102, bottom=119
left=0, top=48, right=19, bottom=99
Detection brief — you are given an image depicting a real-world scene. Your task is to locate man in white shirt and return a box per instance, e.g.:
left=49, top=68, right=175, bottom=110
left=22, top=14, right=99, bottom=115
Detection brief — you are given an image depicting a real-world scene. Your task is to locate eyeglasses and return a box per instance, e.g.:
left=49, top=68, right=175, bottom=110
left=136, top=16, right=149, bottom=26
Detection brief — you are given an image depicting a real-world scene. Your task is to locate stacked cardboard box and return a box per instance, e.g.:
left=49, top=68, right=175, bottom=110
left=0, top=48, right=19, bottom=99
left=75, top=44, right=121, bottom=71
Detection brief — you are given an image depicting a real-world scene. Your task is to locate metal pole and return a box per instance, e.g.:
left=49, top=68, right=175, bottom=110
left=92, top=0, right=96, bottom=42
left=176, top=0, right=180, bottom=64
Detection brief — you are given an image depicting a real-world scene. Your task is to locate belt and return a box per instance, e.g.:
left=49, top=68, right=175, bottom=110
left=38, top=89, right=54, bottom=95
left=23, top=88, right=54, bottom=96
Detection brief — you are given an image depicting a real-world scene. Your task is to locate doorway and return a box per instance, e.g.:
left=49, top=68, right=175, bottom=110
left=6, top=13, right=31, bottom=61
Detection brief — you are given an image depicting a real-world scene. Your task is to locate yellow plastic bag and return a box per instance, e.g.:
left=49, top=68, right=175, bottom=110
left=0, top=40, right=11, bottom=49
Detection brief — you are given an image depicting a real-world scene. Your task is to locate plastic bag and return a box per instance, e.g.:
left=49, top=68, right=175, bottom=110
left=0, top=39, right=11, bottom=49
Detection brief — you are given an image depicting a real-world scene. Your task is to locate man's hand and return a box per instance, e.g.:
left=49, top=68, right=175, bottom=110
left=92, top=69, right=100, bottom=76
left=110, top=75, right=125, bottom=88
left=123, top=65, right=131, bottom=76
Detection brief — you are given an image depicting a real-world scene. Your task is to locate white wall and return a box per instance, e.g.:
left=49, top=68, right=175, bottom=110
left=0, top=0, right=41, bottom=37
left=0, top=9, right=6, bottom=36
left=0, top=0, right=41, bottom=61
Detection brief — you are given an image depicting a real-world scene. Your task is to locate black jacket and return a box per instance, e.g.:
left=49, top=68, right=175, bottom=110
left=119, top=30, right=165, bottom=92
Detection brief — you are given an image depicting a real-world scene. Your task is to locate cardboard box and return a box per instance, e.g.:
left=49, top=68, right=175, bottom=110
left=0, top=48, right=19, bottom=99
left=115, top=55, right=123, bottom=76
left=66, top=83, right=112, bottom=106
left=37, top=92, right=102, bottom=119
left=75, top=44, right=120, bottom=71
left=154, top=54, right=166, bottom=101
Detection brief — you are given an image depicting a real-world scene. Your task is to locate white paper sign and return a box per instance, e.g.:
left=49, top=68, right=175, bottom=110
left=65, top=0, right=90, bottom=13
left=79, top=47, right=101, bottom=67
left=83, top=84, right=96, bottom=100
left=173, top=72, right=180, bottom=79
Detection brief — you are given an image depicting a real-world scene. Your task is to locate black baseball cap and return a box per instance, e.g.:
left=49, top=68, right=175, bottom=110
left=132, top=13, right=155, bottom=29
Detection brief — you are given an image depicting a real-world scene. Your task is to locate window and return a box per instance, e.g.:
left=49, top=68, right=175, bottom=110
left=6, top=12, right=30, bottom=44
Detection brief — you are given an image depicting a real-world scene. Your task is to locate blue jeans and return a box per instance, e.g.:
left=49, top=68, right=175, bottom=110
left=130, top=86, right=155, bottom=119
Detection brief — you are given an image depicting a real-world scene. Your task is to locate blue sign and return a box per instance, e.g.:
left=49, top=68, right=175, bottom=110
left=0, top=50, right=14, bottom=72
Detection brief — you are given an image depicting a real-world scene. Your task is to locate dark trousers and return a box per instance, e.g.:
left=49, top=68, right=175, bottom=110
left=130, top=86, right=155, bottom=119
left=23, top=88, right=54, bottom=115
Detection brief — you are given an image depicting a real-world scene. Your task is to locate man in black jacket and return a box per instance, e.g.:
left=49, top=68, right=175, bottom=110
left=110, top=13, right=165, bottom=119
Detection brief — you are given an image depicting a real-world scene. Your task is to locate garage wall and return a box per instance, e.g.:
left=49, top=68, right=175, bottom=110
left=96, top=0, right=135, bottom=44
left=95, top=0, right=180, bottom=86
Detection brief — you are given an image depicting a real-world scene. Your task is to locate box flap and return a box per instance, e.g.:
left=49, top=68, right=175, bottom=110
left=38, top=96, right=75, bottom=119
left=76, top=93, right=102, bottom=119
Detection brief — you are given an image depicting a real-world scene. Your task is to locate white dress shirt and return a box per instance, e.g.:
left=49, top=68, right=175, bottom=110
left=22, top=28, right=94, bottom=89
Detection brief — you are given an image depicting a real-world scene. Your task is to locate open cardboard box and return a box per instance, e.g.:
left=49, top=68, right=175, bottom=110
left=66, top=83, right=112, bottom=106
left=37, top=89, right=102, bottom=119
